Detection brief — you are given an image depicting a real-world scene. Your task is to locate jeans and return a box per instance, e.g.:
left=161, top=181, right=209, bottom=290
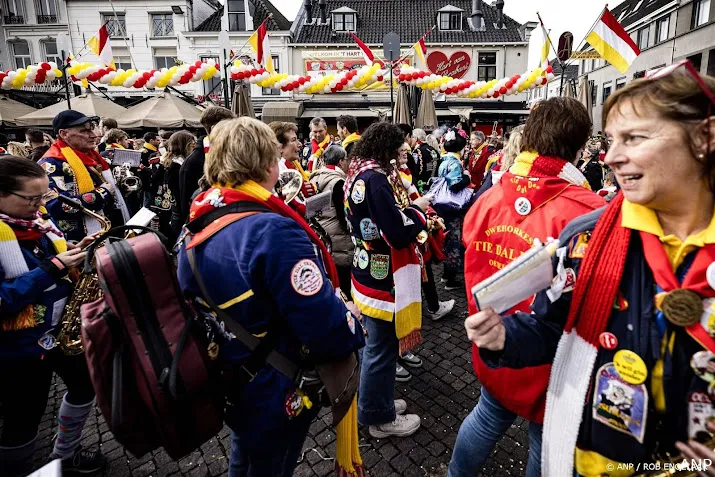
left=448, top=388, right=543, bottom=477
left=228, top=409, right=315, bottom=477
left=358, top=315, right=398, bottom=426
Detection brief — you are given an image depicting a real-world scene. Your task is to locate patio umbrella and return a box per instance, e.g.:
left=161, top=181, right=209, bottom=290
left=117, top=93, right=203, bottom=128
left=561, top=79, right=576, bottom=98
left=415, top=89, right=438, bottom=131
left=232, top=82, right=255, bottom=118
left=578, top=76, right=593, bottom=122
left=392, top=84, right=411, bottom=125
left=15, top=94, right=126, bottom=127
left=0, top=97, right=37, bottom=126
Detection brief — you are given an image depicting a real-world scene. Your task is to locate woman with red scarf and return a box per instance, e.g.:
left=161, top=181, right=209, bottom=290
left=0, top=157, right=106, bottom=476
left=465, top=64, right=715, bottom=476
left=38, top=111, right=129, bottom=243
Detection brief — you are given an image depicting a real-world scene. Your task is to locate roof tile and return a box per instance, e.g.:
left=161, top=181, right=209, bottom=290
left=194, top=0, right=291, bottom=32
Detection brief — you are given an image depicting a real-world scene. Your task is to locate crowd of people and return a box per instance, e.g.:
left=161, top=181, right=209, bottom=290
left=0, top=60, right=714, bottom=477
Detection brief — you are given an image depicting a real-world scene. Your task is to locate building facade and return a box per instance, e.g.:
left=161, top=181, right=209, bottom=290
left=578, top=0, right=715, bottom=129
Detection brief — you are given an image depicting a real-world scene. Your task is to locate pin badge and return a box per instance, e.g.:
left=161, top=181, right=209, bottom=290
left=599, top=332, right=618, bottom=351
left=514, top=197, right=532, bottom=216
left=613, top=349, right=648, bottom=385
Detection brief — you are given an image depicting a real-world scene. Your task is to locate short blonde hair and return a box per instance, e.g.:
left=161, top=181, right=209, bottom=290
left=205, top=117, right=279, bottom=186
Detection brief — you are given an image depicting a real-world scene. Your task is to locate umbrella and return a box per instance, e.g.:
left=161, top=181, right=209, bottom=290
left=561, top=79, right=576, bottom=98
left=15, top=94, right=126, bottom=127
left=0, top=97, right=37, bottom=126
left=232, top=82, right=255, bottom=118
left=415, top=89, right=438, bottom=131
left=117, top=93, right=203, bottom=128
left=392, top=84, right=411, bottom=125
left=578, top=76, right=593, bottom=122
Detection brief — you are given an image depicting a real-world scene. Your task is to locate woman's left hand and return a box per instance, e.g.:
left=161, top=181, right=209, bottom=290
left=675, top=421, right=715, bottom=476
left=67, top=234, right=100, bottom=251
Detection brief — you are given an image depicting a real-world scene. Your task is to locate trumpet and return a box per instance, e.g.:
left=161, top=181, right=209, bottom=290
left=113, top=163, right=142, bottom=194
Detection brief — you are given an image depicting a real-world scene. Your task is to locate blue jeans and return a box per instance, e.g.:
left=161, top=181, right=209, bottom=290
left=228, top=410, right=315, bottom=477
left=358, top=315, right=398, bottom=426
left=448, top=388, right=543, bottom=477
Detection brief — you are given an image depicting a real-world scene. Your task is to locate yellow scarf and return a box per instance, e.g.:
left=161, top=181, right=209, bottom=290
left=143, top=143, right=158, bottom=152
left=342, top=132, right=361, bottom=150
left=109, top=143, right=125, bottom=150
left=60, top=147, right=97, bottom=194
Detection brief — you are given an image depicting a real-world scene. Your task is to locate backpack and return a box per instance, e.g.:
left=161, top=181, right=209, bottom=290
left=80, top=225, right=223, bottom=459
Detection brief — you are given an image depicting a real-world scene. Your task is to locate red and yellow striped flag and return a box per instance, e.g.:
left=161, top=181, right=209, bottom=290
left=585, top=8, right=640, bottom=73
left=88, top=23, right=114, bottom=68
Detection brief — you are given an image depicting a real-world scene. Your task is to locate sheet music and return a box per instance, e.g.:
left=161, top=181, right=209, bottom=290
left=305, top=189, right=333, bottom=219
left=112, top=149, right=142, bottom=167
left=126, top=207, right=156, bottom=228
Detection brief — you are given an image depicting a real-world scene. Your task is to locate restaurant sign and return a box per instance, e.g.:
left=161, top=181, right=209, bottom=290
left=427, top=51, right=471, bottom=79
left=301, top=50, right=412, bottom=91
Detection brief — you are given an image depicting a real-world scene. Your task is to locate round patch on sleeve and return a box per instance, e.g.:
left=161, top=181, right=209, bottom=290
left=290, top=259, right=324, bottom=296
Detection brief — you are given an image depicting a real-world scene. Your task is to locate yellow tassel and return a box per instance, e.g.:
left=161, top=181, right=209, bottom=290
left=335, top=396, right=363, bottom=476
left=2, top=306, right=36, bottom=331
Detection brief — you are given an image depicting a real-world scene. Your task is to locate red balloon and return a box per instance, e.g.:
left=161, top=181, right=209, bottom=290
left=500, top=87, right=507, bottom=94
left=195, top=61, right=202, bottom=67
left=250, top=68, right=259, bottom=76
left=493, top=91, right=500, bottom=98
left=505, top=81, right=513, bottom=89
left=341, top=78, right=348, bottom=85
left=445, top=88, right=453, bottom=95
left=405, top=74, right=413, bottom=81
left=377, top=75, right=383, bottom=82
left=546, top=66, right=553, bottom=74
left=331, top=87, right=337, bottom=93
left=298, top=77, right=306, bottom=84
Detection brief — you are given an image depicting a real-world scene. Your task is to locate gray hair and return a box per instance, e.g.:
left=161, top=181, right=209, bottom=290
left=310, top=117, right=327, bottom=129
left=323, top=145, right=347, bottom=166
left=412, top=128, right=427, bottom=142
left=426, top=135, right=440, bottom=151
left=471, top=131, right=486, bottom=142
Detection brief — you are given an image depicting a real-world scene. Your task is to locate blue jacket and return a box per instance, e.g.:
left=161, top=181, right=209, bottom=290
left=438, top=153, right=465, bottom=188
left=177, top=212, right=365, bottom=445
left=0, top=234, right=72, bottom=358
left=482, top=209, right=709, bottom=465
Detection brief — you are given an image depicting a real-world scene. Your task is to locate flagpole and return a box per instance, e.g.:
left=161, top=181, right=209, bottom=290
left=394, top=25, right=436, bottom=66
left=563, top=5, right=609, bottom=70
left=108, top=0, right=139, bottom=70
left=224, top=15, right=272, bottom=69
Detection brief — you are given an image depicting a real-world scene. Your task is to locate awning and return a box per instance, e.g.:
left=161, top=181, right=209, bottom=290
left=262, top=101, right=303, bottom=123
left=300, top=108, right=378, bottom=119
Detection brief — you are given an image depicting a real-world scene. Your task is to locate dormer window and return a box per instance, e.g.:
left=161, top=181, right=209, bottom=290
left=438, top=5, right=464, bottom=31
left=331, top=7, right=356, bottom=32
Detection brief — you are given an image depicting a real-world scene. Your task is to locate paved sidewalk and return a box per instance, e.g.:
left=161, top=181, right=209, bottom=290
left=18, top=274, right=531, bottom=477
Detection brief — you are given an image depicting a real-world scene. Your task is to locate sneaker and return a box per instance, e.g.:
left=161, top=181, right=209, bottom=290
left=399, top=351, right=423, bottom=369
left=427, top=299, right=455, bottom=321
left=369, top=414, right=421, bottom=438
left=395, top=399, right=407, bottom=415
left=444, top=281, right=461, bottom=291
left=55, top=446, right=106, bottom=474
left=395, top=364, right=412, bottom=382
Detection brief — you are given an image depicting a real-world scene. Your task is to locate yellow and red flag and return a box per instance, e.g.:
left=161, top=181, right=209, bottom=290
left=248, top=18, right=274, bottom=73
left=413, top=38, right=428, bottom=67
left=88, top=23, right=114, bottom=68
left=585, top=8, right=640, bottom=73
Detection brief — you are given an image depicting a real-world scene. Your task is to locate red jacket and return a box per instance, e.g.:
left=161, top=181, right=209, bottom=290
left=463, top=173, right=605, bottom=423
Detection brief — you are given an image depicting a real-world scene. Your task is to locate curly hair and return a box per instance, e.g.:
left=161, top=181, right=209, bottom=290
left=351, top=122, right=405, bottom=168
left=162, top=130, right=195, bottom=167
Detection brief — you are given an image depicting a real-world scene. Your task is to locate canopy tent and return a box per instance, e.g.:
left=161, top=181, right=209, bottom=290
left=0, top=97, right=37, bottom=126
left=392, top=84, right=411, bottom=126
left=117, top=93, right=203, bottom=129
left=414, top=89, right=438, bottom=131
left=578, top=76, right=593, bottom=123
left=232, top=83, right=255, bottom=118
left=15, top=94, right=126, bottom=127
left=561, top=79, right=577, bottom=98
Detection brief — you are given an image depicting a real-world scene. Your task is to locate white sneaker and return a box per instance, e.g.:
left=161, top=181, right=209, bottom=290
left=395, top=399, right=407, bottom=415
left=369, top=414, right=421, bottom=438
left=427, top=299, right=455, bottom=321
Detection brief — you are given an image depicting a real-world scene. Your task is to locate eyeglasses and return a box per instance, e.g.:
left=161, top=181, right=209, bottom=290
left=68, top=122, right=99, bottom=133
left=8, top=191, right=55, bottom=205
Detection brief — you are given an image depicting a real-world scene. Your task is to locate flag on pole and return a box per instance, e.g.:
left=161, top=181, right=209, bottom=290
left=585, top=8, right=640, bottom=73
left=249, top=18, right=275, bottom=73
left=88, top=23, right=114, bottom=68
left=539, top=22, right=551, bottom=70
left=413, top=38, right=428, bottom=67
left=349, top=32, right=375, bottom=66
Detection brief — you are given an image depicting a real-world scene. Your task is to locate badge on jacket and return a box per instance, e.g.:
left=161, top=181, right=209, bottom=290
left=569, top=233, right=590, bottom=259
left=592, top=363, right=648, bottom=443
left=351, top=180, right=366, bottom=204
left=688, top=392, right=714, bottom=440
left=360, top=218, right=380, bottom=240
left=370, top=254, right=389, bottom=280
left=290, top=259, right=324, bottom=296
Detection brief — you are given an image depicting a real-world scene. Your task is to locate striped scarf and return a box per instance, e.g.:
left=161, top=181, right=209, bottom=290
left=309, top=135, right=333, bottom=172
left=510, top=151, right=592, bottom=189
left=345, top=159, right=423, bottom=354
left=0, top=211, right=67, bottom=331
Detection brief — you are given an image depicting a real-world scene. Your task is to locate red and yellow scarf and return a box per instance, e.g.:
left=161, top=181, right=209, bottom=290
left=43, top=139, right=109, bottom=194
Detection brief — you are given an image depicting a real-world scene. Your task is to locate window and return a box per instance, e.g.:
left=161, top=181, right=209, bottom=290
left=3, top=0, right=24, bottom=23
left=616, top=77, right=626, bottom=90
left=151, top=13, right=173, bottom=36
left=35, top=0, right=57, bottom=23
left=691, top=0, right=711, bottom=28
left=43, top=40, right=62, bottom=64
left=262, top=56, right=280, bottom=95
left=591, top=83, right=597, bottom=107
left=688, top=53, right=703, bottom=72
left=708, top=49, right=715, bottom=77
left=154, top=48, right=177, bottom=69
left=12, top=41, right=31, bottom=69
left=477, top=52, right=497, bottom=81
left=112, top=48, right=132, bottom=70
left=655, top=16, right=670, bottom=43
left=332, top=13, right=355, bottom=31
left=103, top=13, right=126, bottom=37
left=602, top=83, right=612, bottom=104
left=636, top=25, right=650, bottom=50
left=439, top=12, right=462, bottom=31
left=228, top=0, right=246, bottom=31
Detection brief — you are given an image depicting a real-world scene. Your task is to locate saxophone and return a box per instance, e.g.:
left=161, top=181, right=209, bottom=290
left=56, top=196, right=111, bottom=355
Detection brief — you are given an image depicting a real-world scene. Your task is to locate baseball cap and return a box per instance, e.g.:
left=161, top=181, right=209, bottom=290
left=53, top=110, right=100, bottom=135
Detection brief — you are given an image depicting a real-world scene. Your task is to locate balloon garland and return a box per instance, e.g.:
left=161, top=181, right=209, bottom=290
left=0, top=62, right=64, bottom=89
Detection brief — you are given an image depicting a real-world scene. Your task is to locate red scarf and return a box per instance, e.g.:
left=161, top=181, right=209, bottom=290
left=0, top=211, right=62, bottom=242
left=44, top=139, right=110, bottom=170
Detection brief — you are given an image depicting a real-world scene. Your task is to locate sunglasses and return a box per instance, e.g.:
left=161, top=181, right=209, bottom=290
left=646, top=59, right=715, bottom=105
left=8, top=191, right=56, bottom=205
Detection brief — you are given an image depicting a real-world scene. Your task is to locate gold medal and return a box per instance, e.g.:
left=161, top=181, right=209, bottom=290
left=661, top=289, right=703, bottom=327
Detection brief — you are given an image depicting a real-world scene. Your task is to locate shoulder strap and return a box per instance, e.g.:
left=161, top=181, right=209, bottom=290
left=185, top=201, right=273, bottom=234
left=184, top=220, right=300, bottom=383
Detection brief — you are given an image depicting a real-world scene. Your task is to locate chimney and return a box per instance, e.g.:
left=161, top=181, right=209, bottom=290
left=319, top=0, right=327, bottom=24
left=304, top=0, right=313, bottom=24
left=496, top=0, right=504, bottom=28
left=470, top=0, right=484, bottom=30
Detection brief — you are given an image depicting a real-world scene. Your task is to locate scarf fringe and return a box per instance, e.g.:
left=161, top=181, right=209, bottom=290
left=398, top=330, right=422, bottom=356
left=334, top=396, right=363, bottom=477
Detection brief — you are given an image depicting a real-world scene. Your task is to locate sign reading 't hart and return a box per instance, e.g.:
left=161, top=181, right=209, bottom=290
left=426, top=51, right=471, bottom=79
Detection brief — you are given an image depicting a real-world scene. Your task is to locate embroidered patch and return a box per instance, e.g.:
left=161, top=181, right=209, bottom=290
left=592, top=363, right=648, bottom=444
left=353, top=252, right=359, bottom=267
left=688, top=392, right=714, bottom=440
left=33, top=304, right=47, bottom=325
left=569, top=232, right=590, bottom=259
left=351, top=180, right=366, bottom=204
left=290, top=259, right=323, bottom=296
left=57, top=220, right=74, bottom=232
left=399, top=210, right=415, bottom=226
left=703, top=298, right=715, bottom=338
left=357, top=249, right=369, bottom=269
left=37, top=332, right=57, bottom=350
left=370, top=254, right=389, bottom=280
left=690, top=350, right=715, bottom=383
left=359, top=218, right=380, bottom=240
left=562, top=268, right=576, bottom=292
left=42, top=162, right=56, bottom=174
left=514, top=197, right=531, bottom=216
left=346, top=311, right=356, bottom=334
left=62, top=162, right=74, bottom=176
left=82, top=192, right=96, bottom=204
left=54, top=177, right=69, bottom=191
left=195, top=188, right=225, bottom=208
left=45, top=190, right=59, bottom=201
left=61, top=201, right=78, bottom=213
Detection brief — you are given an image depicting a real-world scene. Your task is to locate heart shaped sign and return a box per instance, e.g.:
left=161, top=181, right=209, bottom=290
left=427, top=51, right=471, bottom=79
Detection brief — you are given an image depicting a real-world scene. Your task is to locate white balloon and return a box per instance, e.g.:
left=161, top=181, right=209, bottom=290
left=46, top=70, right=57, bottom=80
left=323, top=85, right=330, bottom=93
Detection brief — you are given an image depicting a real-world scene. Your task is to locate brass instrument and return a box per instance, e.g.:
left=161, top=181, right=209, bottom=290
left=277, top=169, right=333, bottom=253
left=113, top=163, right=142, bottom=195
left=56, top=196, right=112, bottom=355
left=634, top=437, right=715, bottom=477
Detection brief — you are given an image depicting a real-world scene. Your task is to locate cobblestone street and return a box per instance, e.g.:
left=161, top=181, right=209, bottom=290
left=20, top=274, right=530, bottom=477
